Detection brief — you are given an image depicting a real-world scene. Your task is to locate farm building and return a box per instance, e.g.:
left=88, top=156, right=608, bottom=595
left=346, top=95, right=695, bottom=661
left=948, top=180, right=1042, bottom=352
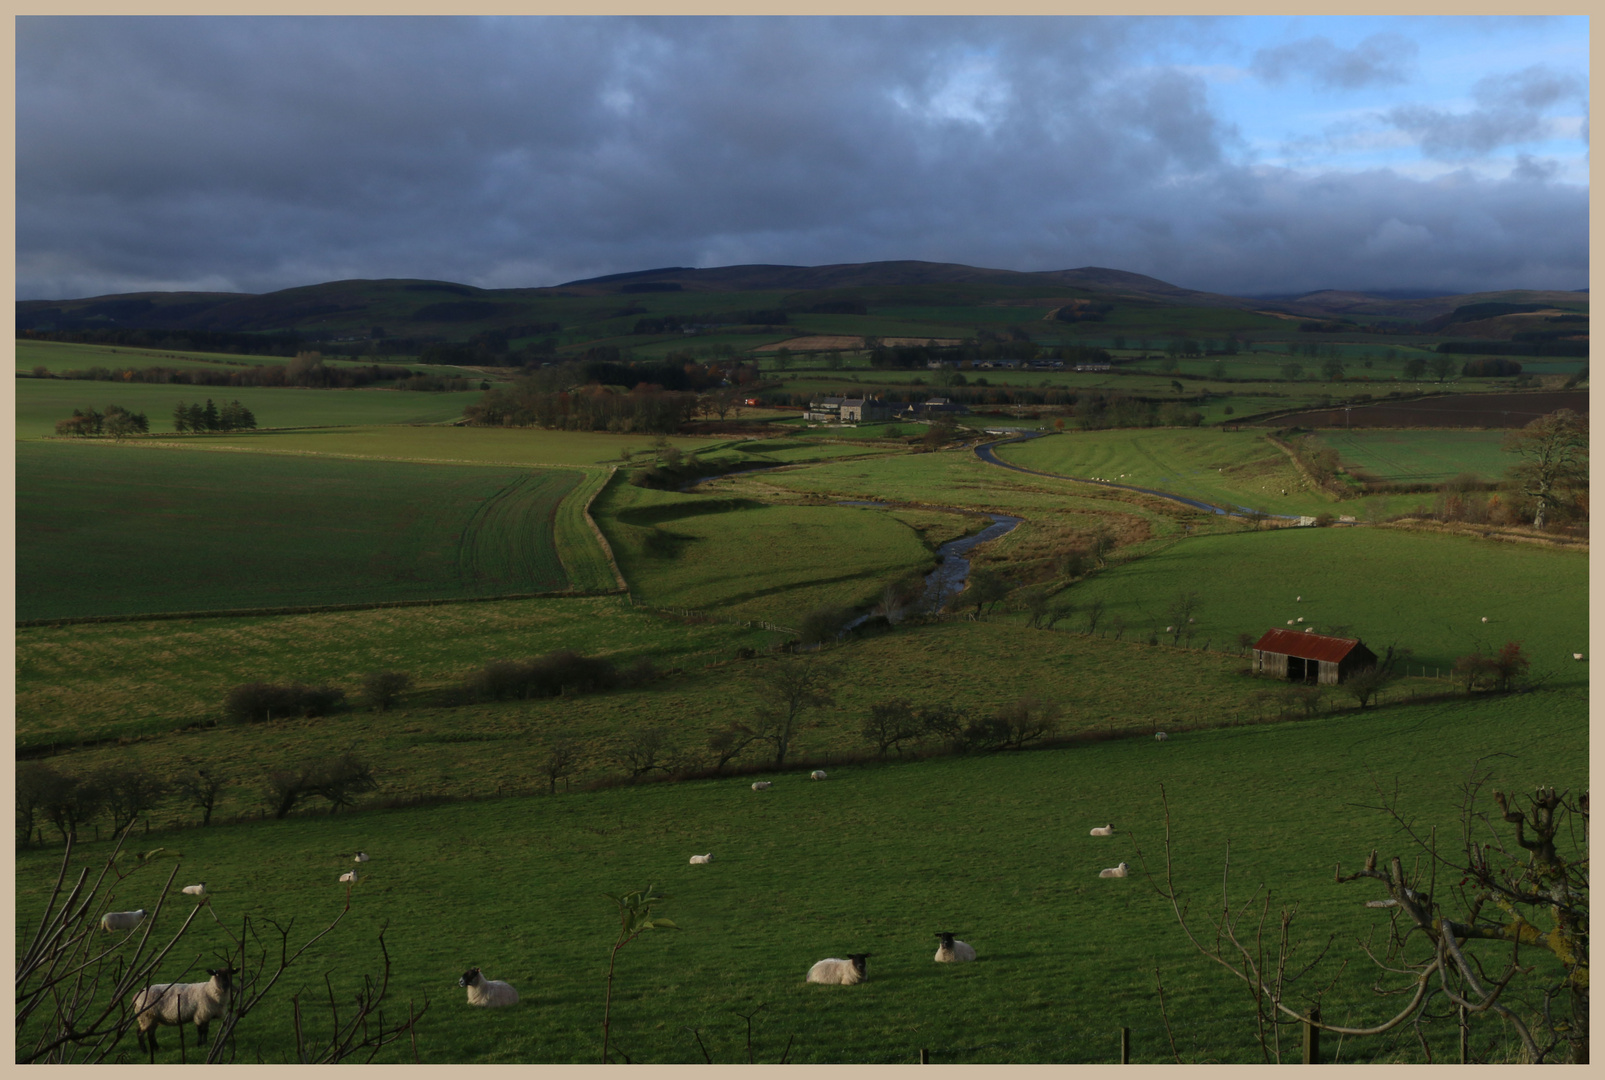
left=1252, top=629, right=1379, bottom=685
left=805, top=396, right=892, bottom=423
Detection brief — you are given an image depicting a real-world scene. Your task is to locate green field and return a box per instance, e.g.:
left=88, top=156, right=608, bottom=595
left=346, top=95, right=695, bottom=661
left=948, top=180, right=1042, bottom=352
left=16, top=442, right=588, bottom=620
left=16, top=686, right=1583, bottom=1063
left=1315, top=428, right=1513, bottom=484
left=16, top=379, right=486, bottom=437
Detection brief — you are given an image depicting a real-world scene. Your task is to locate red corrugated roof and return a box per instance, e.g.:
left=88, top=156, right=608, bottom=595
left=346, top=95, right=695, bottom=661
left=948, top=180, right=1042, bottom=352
left=1253, top=629, right=1368, bottom=663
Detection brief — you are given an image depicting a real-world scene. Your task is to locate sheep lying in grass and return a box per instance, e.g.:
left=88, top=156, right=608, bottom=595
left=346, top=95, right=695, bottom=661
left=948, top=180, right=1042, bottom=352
left=810, top=770, right=828, bottom=781
left=933, top=933, right=976, bottom=963
left=751, top=781, right=773, bottom=791
left=458, top=966, right=518, bottom=1007
left=354, top=851, right=370, bottom=863
left=1099, top=862, right=1130, bottom=878
left=689, top=853, right=713, bottom=865
left=181, top=883, right=206, bottom=897
left=101, top=909, right=147, bottom=932
left=1089, top=824, right=1115, bottom=836
left=1154, top=732, right=1168, bottom=742
left=339, top=870, right=359, bottom=884
left=132, top=966, right=235, bottom=1060
left=806, top=954, right=869, bottom=985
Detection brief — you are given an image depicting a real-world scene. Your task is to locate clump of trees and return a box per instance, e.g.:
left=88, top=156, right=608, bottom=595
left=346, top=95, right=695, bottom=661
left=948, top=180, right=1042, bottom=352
left=54, top=404, right=149, bottom=437
left=173, top=398, right=256, bottom=432
left=264, top=752, right=380, bottom=818
left=225, top=682, right=347, bottom=723
left=859, top=696, right=1061, bottom=757
left=1453, top=641, right=1531, bottom=694
left=464, top=650, right=655, bottom=703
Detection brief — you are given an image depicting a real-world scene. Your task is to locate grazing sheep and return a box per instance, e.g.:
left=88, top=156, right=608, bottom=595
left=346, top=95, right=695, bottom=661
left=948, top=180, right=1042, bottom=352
left=1481, top=617, right=1489, bottom=623
left=1089, top=824, right=1115, bottom=836
left=1155, top=732, right=1168, bottom=742
left=806, top=954, right=869, bottom=985
left=1286, top=620, right=1295, bottom=626
left=180, top=883, right=206, bottom=897
left=810, top=770, right=828, bottom=781
left=353, top=852, right=370, bottom=863
left=751, top=781, right=773, bottom=791
left=101, top=909, right=147, bottom=933
left=339, top=870, right=359, bottom=884
left=132, top=966, right=235, bottom=1060
left=1296, top=596, right=1302, bottom=601
left=689, top=853, right=713, bottom=865
left=1099, top=862, right=1130, bottom=878
left=1296, top=617, right=1304, bottom=623
left=1305, top=627, right=1316, bottom=633
left=458, top=966, right=519, bottom=1007
left=933, top=933, right=976, bottom=963
left=1575, top=653, right=1584, bottom=661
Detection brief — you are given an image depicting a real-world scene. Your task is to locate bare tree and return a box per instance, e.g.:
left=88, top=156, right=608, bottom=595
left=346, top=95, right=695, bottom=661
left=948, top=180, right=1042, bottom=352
left=96, top=767, right=167, bottom=835
left=706, top=723, right=760, bottom=772
left=1142, top=773, right=1589, bottom=1064
left=543, top=741, right=578, bottom=794
left=861, top=699, right=924, bottom=758
left=617, top=730, right=675, bottom=780
left=1503, top=409, right=1588, bottom=529
left=737, top=656, right=838, bottom=769
left=174, top=766, right=226, bottom=827
left=1166, top=591, right=1201, bottom=646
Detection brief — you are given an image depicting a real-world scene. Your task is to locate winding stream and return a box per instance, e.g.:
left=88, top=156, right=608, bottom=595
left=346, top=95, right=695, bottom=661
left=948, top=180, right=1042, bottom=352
left=837, top=501, right=1023, bottom=627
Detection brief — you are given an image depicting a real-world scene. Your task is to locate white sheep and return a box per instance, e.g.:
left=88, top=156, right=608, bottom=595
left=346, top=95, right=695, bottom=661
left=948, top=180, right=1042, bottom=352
left=1155, top=732, right=1168, bottom=742
left=806, top=954, right=869, bottom=985
left=339, top=870, right=359, bottom=884
left=1481, top=617, right=1489, bottom=623
left=751, top=781, right=773, bottom=791
left=180, top=883, right=206, bottom=897
left=132, top=966, right=235, bottom=1060
left=1089, top=824, right=1115, bottom=836
left=1099, top=862, right=1130, bottom=878
left=1296, top=617, right=1304, bottom=623
left=689, top=853, right=713, bottom=865
left=810, top=770, right=828, bottom=781
left=101, top=909, right=147, bottom=932
left=934, top=933, right=976, bottom=963
left=1286, top=619, right=1295, bottom=625
left=458, top=966, right=519, bottom=1007
left=1575, top=653, right=1584, bottom=661
left=1296, top=596, right=1302, bottom=601
left=353, top=851, right=370, bottom=863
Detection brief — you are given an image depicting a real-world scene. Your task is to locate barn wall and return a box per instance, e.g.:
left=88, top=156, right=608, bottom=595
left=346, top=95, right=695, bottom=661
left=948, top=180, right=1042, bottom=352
left=1254, top=650, right=1289, bottom=678
left=1318, top=660, right=1339, bottom=685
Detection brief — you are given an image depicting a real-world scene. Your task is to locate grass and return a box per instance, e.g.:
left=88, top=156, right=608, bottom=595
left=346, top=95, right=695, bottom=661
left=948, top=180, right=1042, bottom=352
left=16, top=441, right=581, bottom=620
left=16, top=683, right=1583, bottom=1063
left=15, top=379, right=485, bottom=438
left=1314, top=429, right=1513, bottom=484
left=555, top=469, right=625, bottom=592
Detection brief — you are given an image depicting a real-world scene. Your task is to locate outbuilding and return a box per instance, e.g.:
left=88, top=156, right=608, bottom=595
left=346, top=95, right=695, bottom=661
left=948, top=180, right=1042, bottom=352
left=1252, top=629, right=1378, bottom=685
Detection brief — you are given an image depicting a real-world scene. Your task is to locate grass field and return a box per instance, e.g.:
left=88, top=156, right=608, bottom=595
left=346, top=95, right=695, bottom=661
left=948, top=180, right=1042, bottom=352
left=1314, top=429, right=1513, bottom=484
left=994, top=428, right=1437, bottom=518
left=16, top=442, right=584, bottom=620
left=16, top=684, right=1583, bottom=1064
left=16, top=379, right=485, bottom=437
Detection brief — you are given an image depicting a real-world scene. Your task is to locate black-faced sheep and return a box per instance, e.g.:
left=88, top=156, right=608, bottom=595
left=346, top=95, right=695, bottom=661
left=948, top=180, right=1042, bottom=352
left=810, top=770, right=828, bottom=781
left=751, top=781, right=773, bottom=791
left=180, top=883, right=206, bottom=897
left=459, top=966, right=518, bottom=1007
left=806, top=954, right=868, bottom=985
left=933, top=932, right=976, bottom=962
left=1099, top=862, right=1130, bottom=878
left=132, top=966, right=235, bottom=1061
left=689, top=853, right=713, bottom=865
left=1089, top=824, right=1115, bottom=836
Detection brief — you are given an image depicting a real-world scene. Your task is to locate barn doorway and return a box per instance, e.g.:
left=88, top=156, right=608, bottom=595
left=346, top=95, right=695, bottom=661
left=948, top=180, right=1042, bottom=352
left=1287, top=656, right=1316, bottom=682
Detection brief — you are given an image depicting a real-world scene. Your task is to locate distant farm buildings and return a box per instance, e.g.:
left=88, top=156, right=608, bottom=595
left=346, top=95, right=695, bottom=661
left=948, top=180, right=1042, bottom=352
left=1252, top=629, right=1378, bottom=685
left=895, top=397, right=971, bottom=420
left=805, top=396, right=893, bottom=423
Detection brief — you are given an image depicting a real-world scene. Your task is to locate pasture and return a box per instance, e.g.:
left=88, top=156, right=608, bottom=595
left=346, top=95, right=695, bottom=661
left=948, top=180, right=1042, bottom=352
left=15, top=686, right=1583, bottom=1064
left=16, top=442, right=587, bottom=620
left=1315, top=429, right=1512, bottom=485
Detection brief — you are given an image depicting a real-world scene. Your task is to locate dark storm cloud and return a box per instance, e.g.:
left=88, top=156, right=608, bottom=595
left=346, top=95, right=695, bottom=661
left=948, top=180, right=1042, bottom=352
left=1250, top=33, right=1418, bottom=90
left=1387, top=64, right=1587, bottom=159
left=16, top=16, right=1587, bottom=300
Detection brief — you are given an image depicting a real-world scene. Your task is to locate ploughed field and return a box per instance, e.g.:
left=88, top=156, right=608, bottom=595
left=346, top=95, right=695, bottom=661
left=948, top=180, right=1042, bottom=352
left=1264, top=389, right=1588, bottom=429
left=15, top=442, right=587, bottom=620
left=15, top=689, right=1583, bottom=1064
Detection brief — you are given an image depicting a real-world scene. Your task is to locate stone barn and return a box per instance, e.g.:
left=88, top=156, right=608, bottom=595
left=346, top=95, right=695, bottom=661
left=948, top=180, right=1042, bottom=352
left=1252, top=629, right=1379, bottom=685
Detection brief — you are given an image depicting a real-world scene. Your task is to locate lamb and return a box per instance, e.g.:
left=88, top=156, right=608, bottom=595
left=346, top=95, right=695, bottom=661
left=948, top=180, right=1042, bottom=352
left=1089, top=824, right=1115, bottom=836
left=458, top=966, right=519, bottom=1007
left=933, top=933, right=976, bottom=963
left=1154, top=732, right=1168, bottom=742
left=339, top=870, right=359, bottom=884
left=1099, top=862, right=1130, bottom=878
left=806, top=954, right=869, bottom=985
left=810, top=770, right=828, bottom=781
left=353, top=851, right=370, bottom=863
left=689, top=853, right=713, bottom=865
left=180, top=883, right=206, bottom=897
left=101, top=909, right=147, bottom=932
left=132, top=966, right=235, bottom=1061
left=751, top=781, right=773, bottom=791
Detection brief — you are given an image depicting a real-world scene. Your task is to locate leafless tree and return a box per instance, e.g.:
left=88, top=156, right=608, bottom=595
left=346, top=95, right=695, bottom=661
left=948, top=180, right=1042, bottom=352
left=1503, top=409, right=1587, bottom=529
left=174, top=766, right=227, bottom=827
left=737, top=656, right=838, bottom=769
left=543, top=741, right=579, bottom=794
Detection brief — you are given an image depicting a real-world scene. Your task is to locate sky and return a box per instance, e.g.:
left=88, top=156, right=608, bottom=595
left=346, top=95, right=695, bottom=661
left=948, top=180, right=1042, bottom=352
left=15, top=16, right=1590, bottom=301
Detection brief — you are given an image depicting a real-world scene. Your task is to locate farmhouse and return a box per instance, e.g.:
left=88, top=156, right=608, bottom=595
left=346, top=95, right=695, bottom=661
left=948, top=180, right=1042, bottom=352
left=1252, top=629, right=1378, bottom=685
left=806, top=396, right=892, bottom=423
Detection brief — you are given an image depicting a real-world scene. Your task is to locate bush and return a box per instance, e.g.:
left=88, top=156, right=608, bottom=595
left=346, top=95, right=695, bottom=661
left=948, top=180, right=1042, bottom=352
left=796, top=606, right=852, bottom=646
left=464, top=650, right=625, bottom=702
left=362, top=670, right=412, bottom=711
left=226, top=682, right=347, bottom=723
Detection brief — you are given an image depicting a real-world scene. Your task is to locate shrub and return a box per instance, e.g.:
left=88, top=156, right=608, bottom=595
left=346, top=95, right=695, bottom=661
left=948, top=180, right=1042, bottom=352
left=464, top=650, right=625, bottom=702
left=226, top=681, right=346, bottom=723
left=362, top=670, right=412, bottom=711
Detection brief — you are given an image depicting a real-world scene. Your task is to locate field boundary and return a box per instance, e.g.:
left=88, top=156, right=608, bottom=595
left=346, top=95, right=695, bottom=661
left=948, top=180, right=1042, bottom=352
left=34, top=435, right=623, bottom=471
left=558, top=467, right=629, bottom=592
left=1380, top=517, right=1589, bottom=552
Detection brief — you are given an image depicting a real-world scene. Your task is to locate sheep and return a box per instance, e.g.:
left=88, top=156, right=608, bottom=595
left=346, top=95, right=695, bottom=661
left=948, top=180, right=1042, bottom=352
left=180, top=883, right=206, bottom=897
left=1155, top=732, right=1168, bottom=742
left=132, top=966, right=235, bottom=1061
left=806, top=954, right=869, bottom=985
left=751, top=781, right=773, bottom=791
left=1099, top=862, right=1130, bottom=878
left=1296, top=596, right=1302, bottom=601
left=810, top=770, right=828, bottom=781
left=101, top=909, right=147, bottom=932
left=353, top=851, right=370, bottom=863
left=339, top=870, right=359, bottom=884
left=1575, top=653, right=1585, bottom=661
left=1296, top=617, right=1304, bottom=623
left=1481, top=617, right=1489, bottom=623
left=933, top=933, right=976, bottom=963
left=1286, top=620, right=1295, bottom=626
left=1089, top=824, right=1115, bottom=836
left=689, top=853, right=713, bottom=865
left=458, top=966, right=519, bottom=1007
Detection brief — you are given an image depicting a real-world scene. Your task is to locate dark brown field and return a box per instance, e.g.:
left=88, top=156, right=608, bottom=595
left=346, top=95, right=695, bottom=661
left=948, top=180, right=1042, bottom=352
left=1264, top=389, right=1587, bottom=429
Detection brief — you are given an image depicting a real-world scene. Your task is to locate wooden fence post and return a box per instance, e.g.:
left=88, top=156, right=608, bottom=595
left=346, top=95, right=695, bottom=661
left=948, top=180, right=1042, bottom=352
left=1120, top=1027, right=1130, bottom=1064
left=919, top=1048, right=929, bottom=1064
left=1459, top=1005, right=1469, bottom=1064
left=1303, top=1006, right=1321, bottom=1064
